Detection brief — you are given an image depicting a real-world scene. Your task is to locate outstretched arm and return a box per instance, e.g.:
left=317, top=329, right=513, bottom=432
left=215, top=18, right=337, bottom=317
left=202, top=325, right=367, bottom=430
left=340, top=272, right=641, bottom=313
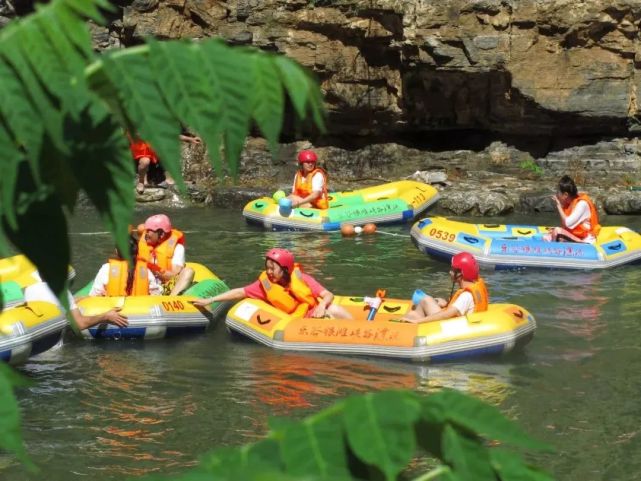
left=191, top=287, right=247, bottom=307
left=71, top=307, right=128, bottom=330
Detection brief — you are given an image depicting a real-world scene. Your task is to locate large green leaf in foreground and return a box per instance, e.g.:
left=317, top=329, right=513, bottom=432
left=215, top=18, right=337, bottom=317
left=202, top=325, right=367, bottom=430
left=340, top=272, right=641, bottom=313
left=0, top=0, right=325, bottom=306
left=140, top=389, right=554, bottom=481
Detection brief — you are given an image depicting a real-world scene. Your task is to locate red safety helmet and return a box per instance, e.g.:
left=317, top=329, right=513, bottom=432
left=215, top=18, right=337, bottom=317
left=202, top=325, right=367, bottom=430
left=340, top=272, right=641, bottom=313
left=265, top=248, right=295, bottom=273
left=144, top=214, right=172, bottom=233
left=297, top=150, right=318, bottom=164
left=451, top=252, right=479, bottom=281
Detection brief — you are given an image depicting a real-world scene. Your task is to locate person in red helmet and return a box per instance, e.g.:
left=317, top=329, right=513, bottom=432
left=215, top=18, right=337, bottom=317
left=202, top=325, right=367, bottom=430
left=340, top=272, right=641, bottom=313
left=402, top=252, right=489, bottom=324
left=287, top=149, right=329, bottom=209
left=193, top=248, right=352, bottom=319
left=137, top=214, right=195, bottom=295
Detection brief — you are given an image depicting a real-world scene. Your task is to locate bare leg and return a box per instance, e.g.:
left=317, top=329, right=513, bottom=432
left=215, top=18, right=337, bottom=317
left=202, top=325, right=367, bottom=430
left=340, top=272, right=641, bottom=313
left=548, top=227, right=585, bottom=243
left=403, top=296, right=443, bottom=320
left=326, top=303, right=353, bottom=319
left=170, top=266, right=195, bottom=296
left=136, top=156, right=151, bottom=193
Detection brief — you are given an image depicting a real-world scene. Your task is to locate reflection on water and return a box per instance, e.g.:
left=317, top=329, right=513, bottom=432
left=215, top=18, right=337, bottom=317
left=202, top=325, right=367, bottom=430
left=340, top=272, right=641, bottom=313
left=4, top=209, right=641, bottom=480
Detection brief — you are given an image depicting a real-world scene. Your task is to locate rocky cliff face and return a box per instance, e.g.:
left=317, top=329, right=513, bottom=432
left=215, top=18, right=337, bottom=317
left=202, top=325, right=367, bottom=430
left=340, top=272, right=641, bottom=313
left=115, top=0, right=641, bottom=138
left=5, top=0, right=641, bottom=211
left=103, top=0, right=641, bottom=188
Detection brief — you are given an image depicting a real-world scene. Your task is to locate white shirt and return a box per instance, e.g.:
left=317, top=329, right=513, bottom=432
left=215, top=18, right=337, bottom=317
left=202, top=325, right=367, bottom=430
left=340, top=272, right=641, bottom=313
left=564, top=200, right=596, bottom=243
left=292, top=172, right=325, bottom=193
left=24, top=282, right=77, bottom=310
left=451, top=291, right=474, bottom=316
left=88, top=263, right=163, bottom=297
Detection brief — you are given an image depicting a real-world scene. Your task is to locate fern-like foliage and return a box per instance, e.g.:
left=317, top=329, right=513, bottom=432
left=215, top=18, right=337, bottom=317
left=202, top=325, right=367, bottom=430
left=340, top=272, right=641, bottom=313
left=142, top=389, right=555, bottom=481
left=0, top=0, right=325, bottom=303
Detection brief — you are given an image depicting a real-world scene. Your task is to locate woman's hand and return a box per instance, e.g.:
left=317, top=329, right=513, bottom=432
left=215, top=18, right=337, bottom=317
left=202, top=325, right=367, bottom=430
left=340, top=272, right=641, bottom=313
left=436, top=298, right=447, bottom=308
left=104, top=308, right=128, bottom=327
left=311, top=304, right=327, bottom=318
left=191, top=298, right=212, bottom=308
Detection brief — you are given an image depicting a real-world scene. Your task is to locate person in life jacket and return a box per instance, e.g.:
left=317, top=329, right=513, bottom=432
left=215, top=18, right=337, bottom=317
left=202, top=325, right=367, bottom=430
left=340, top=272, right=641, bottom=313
left=287, top=150, right=329, bottom=209
left=127, top=132, right=159, bottom=195
left=137, top=214, right=195, bottom=295
left=88, top=234, right=162, bottom=297
left=128, top=131, right=201, bottom=194
left=545, top=175, right=601, bottom=244
left=402, top=252, right=489, bottom=324
left=192, top=248, right=352, bottom=319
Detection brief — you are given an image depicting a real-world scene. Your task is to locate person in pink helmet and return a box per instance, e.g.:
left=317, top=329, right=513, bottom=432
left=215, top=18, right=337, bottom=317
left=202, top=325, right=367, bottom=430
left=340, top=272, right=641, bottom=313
left=137, top=214, right=194, bottom=295
left=287, top=149, right=329, bottom=209
left=402, top=253, right=489, bottom=324
left=193, top=248, right=352, bottom=319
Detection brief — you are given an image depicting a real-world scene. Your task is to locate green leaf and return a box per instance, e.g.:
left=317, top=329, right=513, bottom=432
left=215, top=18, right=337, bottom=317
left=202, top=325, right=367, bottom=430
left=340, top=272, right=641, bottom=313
left=65, top=104, right=134, bottom=257
left=53, top=2, right=94, bottom=58
left=3, top=163, right=70, bottom=307
left=490, top=449, right=556, bottom=481
left=101, top=50, right=183, bottom=189
left=200, top=439, right=282, bottom=477
left=37, top=6, right=91, bottom=95
left=62, top=0, right=111, bottom=24
left=0, top=364, right=36, bottom=471
left=0, top=121, right=25, bottom=229
left=200, top=40, right=253, bottom=175
left=343, top=390, right=421, bottom=481
left=274, top=55, right=315, bottom=120
left=1, top=35, right=67, bottom=156
left=424, top=389, right=550, bottom=451
left=147, top=39, right=223, bottom=175
left=18, top=17, right=84, bottom=117
left=442, top=424, right=494, bottom=481
left=279, top=414, right=350, bottom=478
left=0, top=58, right=45, bottom=177
left=251, top=54, right=284, bottom=154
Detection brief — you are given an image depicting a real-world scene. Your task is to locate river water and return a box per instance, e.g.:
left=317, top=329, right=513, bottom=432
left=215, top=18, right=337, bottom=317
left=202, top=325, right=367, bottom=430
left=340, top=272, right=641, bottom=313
left=3, top=206, right=641, bottom=480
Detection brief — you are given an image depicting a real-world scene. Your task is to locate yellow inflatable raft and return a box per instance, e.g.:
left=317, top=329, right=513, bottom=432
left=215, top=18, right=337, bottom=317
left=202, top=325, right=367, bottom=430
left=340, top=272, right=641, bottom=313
left=225, top=296, right=536, bottom=362
left=0, top=301, right=67, bottom=365
left=0, top=254, right=76, bottom=308
left=243, top=180, right=439, bottom=231
left=75, top=263, right=229, bottom=340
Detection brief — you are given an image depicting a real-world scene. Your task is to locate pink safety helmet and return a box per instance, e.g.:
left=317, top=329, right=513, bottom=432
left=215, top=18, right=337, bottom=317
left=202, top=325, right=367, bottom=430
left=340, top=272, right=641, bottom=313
left=265, top=248, right=295, bottom=273
left=451, top=252, right=479, bottom=281
left=297, top=150, right=318, bottom=164
left=144, top=214, right=172, bottom=233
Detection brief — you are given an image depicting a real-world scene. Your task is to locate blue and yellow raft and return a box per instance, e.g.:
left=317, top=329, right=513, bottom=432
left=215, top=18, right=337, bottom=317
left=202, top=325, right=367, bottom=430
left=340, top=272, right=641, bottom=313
left=411, top=216, right=641, bottom=269
left=243, top=181, right=439, bottom=231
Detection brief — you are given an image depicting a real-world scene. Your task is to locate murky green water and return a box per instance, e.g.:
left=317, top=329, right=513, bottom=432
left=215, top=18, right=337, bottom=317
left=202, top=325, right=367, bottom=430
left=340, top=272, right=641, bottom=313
left=3, top=207, right=641, bottom=480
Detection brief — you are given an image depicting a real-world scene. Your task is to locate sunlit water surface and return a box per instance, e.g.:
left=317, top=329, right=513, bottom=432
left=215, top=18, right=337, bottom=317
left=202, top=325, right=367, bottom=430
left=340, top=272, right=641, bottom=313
left=3, top=207, right=641, bottom=480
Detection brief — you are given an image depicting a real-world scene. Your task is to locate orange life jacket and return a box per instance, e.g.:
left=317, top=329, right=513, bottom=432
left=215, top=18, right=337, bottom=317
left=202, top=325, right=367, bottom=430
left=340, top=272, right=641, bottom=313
left=106, top=259, right=150, bottom=296
left=448, top=277, right=489, bottom=313
left=562, top=193, right=601, bottom=239
left=258, top=264, right=319, bottom=317
left=293, top=168, right=329, bottom=209
left=137, top=229, right=185, bottom=272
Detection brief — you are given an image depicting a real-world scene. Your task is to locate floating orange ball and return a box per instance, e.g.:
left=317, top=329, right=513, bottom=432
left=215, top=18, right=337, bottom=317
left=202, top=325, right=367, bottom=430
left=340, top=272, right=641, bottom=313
left=363, top=223, right=377, bottom=234
left=341, top=224, right=356, bottom=236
